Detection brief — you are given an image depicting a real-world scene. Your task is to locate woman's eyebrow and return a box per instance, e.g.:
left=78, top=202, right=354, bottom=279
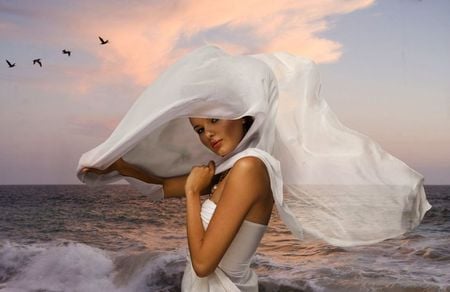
left=193, top=125, right=200, bottom=130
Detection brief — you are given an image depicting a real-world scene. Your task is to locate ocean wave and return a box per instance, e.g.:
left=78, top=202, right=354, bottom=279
left=0, top=240, right=186, bottom=292
left=1, top=239, right=449, bottom=292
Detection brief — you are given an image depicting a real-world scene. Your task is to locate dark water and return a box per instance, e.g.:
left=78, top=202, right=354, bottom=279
left=0, top=185, right=448, bottom=291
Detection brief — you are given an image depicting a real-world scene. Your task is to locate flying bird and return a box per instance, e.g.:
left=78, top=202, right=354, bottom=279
left=6, top=59, right=15, bottom=68
left=98, top=36, right=109, bottom=45
left=33, top=58, right=42, bottom=67
left=62, top=49, right=71, bottom=56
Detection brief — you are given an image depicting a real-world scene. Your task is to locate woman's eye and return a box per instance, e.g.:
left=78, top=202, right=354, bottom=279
left=196, top=128, right=204, bottom=134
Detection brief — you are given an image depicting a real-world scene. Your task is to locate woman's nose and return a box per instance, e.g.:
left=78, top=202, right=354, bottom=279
left=205, top=130, right=214, bottom=138
left=204, top=125, right=215, bottom=138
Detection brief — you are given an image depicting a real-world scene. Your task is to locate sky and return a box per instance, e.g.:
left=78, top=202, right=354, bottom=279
left=0, top=0, right=449, bottom=185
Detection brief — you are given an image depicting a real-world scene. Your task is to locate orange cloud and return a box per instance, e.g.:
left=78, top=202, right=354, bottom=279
left=64, top=0, right=375, bottom=86
left=1, top=0, right=375, bottom=92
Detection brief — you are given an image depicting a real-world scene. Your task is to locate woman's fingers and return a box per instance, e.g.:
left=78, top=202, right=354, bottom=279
left=114, top=157, right=125, bottom=167
left=192, top=161, right=215, bottom=174
left=82, top=167, right=109, bottom=175
left=208, top=160, right=215, bottom=173
left=185, top=162, right=216, bottom=194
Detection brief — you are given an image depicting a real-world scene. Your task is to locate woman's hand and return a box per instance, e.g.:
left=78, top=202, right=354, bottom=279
left=185, top=160, right=215, bottom=196
left=81, top=157, right=128, bottom=176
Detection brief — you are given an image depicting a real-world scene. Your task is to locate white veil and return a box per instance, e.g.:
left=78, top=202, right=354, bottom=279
left=76, top=45, right=431, bottom=247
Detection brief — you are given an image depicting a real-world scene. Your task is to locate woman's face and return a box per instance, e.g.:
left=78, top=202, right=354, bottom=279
left=189, top=117, right=245, bottom=157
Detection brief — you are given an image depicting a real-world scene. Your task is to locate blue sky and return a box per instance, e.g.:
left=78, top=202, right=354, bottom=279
left=317, top=0, right=450, bottom=184
left=0, top=0, right=449, bottom=184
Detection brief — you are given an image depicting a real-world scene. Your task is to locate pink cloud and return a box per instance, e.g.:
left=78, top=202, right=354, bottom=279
left=85, top=0, right=375, bottom=85
left=1, top=0, right=375, bottom=92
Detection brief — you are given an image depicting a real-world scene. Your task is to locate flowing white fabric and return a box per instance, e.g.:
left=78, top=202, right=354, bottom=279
left=181, top=198, right=266, bottom=291
left=76, top=44, right=431, bottom=247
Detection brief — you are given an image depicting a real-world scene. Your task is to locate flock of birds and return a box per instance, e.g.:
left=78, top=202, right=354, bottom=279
left=5, top=36, right=109, bottom=68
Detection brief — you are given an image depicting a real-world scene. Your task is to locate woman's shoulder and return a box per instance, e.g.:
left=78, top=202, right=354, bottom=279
left=233, top=155, right=266, bottom=170
left=230, top=156, right=270, bottom=185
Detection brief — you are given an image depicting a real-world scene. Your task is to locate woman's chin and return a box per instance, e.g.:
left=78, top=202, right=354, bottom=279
left=213, top=149, right=224, bottom=156
left=210, top=143, right=236, bottom=157
left=212, top=148, right=227, bottom=157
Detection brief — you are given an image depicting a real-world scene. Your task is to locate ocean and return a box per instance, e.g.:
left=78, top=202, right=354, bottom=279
left=0, top=185, right=448, bottom=292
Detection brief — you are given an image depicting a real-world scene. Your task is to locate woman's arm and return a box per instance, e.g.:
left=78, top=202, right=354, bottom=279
left=82, top=158, right=213, bottom=198
left=163, top=174, right=189, bottom=198
left=185, top=156, right=270, bottom=277
left=82, top=158, right=164, bottom=185
left=122, top=167, right=214, bottom=198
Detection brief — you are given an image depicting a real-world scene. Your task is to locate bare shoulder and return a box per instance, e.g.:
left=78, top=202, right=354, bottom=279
left=234, top=156, right=266, bottom=169
left=229, top=156, right=271, bottom=193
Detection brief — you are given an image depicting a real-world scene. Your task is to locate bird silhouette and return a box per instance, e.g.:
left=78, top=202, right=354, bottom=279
left=33, top=58, right=42, bottom=67
left=98, top=36, right=109, bottom=45
left=62, top=49, right=71, bottom=56
left=6, top=59, right=15, bottom=68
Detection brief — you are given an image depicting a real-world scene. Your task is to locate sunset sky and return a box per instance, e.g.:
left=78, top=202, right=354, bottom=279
left=0, top=0, right=449, bottom=184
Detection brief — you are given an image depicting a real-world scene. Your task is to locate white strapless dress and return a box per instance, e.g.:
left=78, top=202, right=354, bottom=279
left=181, top=199, right=268, bottom=292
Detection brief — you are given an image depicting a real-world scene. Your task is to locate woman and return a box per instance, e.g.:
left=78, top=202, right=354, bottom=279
left=78, top=44, right=430, bottom=290
left=82, top=115, right=272, bottom=290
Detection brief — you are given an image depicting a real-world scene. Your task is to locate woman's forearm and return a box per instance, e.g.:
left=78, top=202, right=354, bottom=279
left=120, top=162, right=214, bottom=198
left=121, top=163, right=194, bottom=198
left=185, top=190, right=208, bottom=276
left=120, top=164, right=164, bottom=185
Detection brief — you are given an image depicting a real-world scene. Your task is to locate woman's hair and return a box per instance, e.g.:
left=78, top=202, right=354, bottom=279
left=242, top=116, right=254, bottom=134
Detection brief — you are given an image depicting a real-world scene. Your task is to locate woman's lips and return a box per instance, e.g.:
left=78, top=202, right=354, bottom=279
left=211, top=140, right=222, bottom=149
